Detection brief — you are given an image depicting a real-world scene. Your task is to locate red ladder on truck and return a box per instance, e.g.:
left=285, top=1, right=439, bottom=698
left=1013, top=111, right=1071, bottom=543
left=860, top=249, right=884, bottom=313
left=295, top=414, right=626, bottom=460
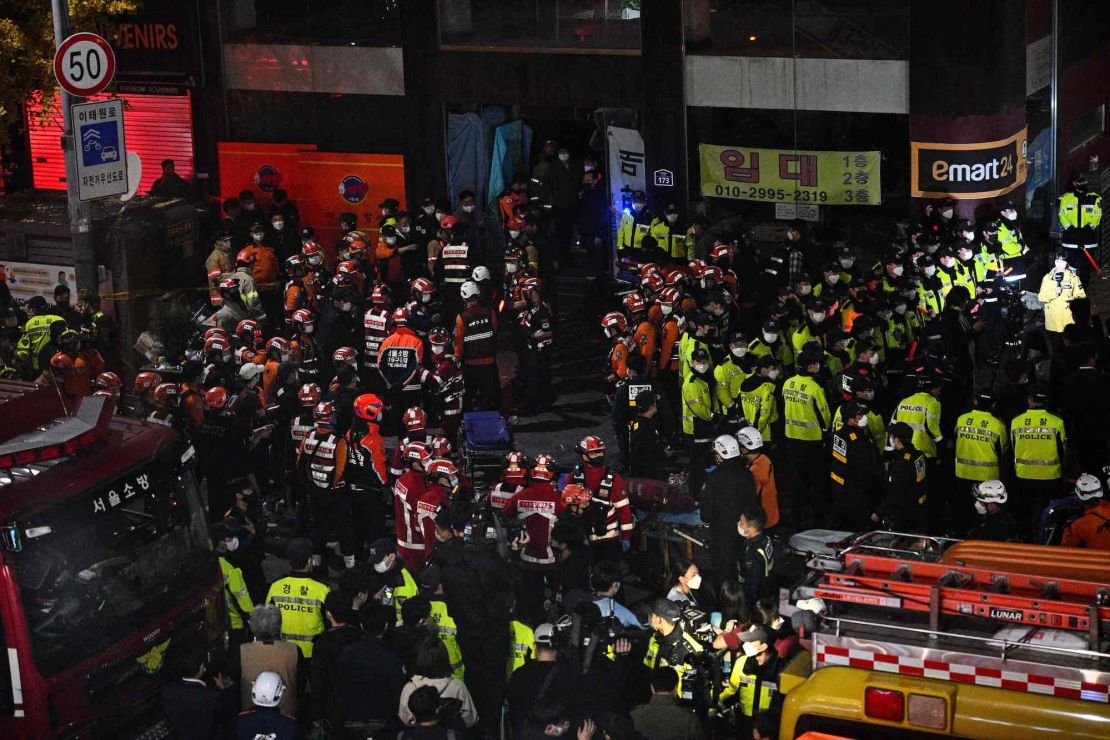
left=813, top=552, right=1110, bottom=639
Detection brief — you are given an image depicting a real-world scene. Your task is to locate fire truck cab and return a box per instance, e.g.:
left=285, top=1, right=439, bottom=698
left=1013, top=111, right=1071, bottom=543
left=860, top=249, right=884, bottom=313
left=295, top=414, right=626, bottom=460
left=0, top=381, right=223, bottom=738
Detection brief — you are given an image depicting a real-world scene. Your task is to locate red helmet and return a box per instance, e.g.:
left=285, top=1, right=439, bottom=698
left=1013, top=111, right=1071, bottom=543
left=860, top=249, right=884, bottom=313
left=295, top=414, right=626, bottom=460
left=235, top=249, right=256, bottom=266
left=560, top=483, right=591, bottom=507
left=298, top=382, right=322, bottom=406
left=440, top=215, right=459, bottom=231
left=153, top=382, right=180, bottom=407
left=521, top=277, right=541, bottom=292
left=504, top=246, right=523, bottom=263
left=204, top=386, right=229, bottom=410
left=410, top=277, right=435, bottom=297
left=687, top=258, right=707, bottom=276
left=301, top=242, right=324, bottom=264
left=285, top=254, right=306, bottom=274
left=370, top=283, right=392, bottom=307
left=658, top=287, right=679, bottom=308
left=638, top=262, right=661, bottom=280
left=49, top=352, right=74, bottom=372
left=93, top=371, right=122, bottom=391
left=266, top=336, right=291, bottom=359
left=601, top=311, right=628, bottom=339
left=577, top=435, right=606, bottom=457
left=235, top=319, right=263, bottom=347
left=700, top=265, right=724, bottom=286
left=332, top=346, right=358, bottom=370
left=531, top=454, right=556, bottom=481
left=504, top=451, right=528, bottom=481
left=134, top=371, right=163, bottom=396
left=641, top=272, right=665, bottom=295
left=218, top=277, right=240, bottom=292
left=665, top=271, right=687, bottom=287
left=204, top=327, right=230, bottom=344
left=426, top=458, right=459, bottom=483
left=391, top=306, right=410, bottom=326
left=622, top=293, right=646, bottom=316
left=428, top=328, right=451, bottom=354
left=291, top=308, right=314, bottom=334
left=429, top=436, right=453, bottom=459
left=709, top=242, right=732, bottom=261
left=313, top=400, right=336, bottom=427
left=507, top=216, right=525, bottom=231
left=337, top=260, right=359, bottom=276
left=353, top=393, right=384, bottom=422
left=403, top=440, right=430, bottom=465
left=403, top=406, right=427, bottom=432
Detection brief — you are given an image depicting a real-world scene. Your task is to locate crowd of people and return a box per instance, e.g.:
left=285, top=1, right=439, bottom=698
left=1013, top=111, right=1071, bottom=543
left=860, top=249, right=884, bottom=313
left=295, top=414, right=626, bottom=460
left=2, top=141, right=1109, bottom=740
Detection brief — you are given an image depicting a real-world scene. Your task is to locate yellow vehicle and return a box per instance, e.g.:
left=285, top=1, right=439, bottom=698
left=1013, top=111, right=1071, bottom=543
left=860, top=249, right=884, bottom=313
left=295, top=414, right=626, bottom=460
left=776, top=539, right=1110, bottom=738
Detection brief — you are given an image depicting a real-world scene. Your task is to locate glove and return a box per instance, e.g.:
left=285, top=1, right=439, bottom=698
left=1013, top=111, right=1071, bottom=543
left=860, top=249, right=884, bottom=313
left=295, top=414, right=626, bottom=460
left=621, top=539, right=631, bottom=553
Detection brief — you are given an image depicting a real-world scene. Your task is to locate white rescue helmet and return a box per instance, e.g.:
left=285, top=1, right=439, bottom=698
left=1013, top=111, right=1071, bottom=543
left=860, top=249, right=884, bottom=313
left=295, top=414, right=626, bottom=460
left=736, top=426, right=764, bottom=451
left=973, top=479, right=1008, bottom=504
left=251, top=670, right=285, bottom=708
left=1075, top=473, right=1104, bottom=501
left=460, top=280, right=480, bottom=301
left=472, top=265, right=491, bottom=283
left=712, top=434, right=741, bottom=460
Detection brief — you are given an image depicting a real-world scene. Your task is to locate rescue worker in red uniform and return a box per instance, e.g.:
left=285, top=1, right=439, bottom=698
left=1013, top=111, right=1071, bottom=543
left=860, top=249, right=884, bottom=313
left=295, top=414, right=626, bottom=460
left=420, top=328, right=465, bottom=441
left=490, top=451, right=529, bottom=511
left=290, top=309, right=319, bottom=385
left=362, top=283, right=393, bottom=393
left=389, top=406, right=435, bottom=478
left=502, top=454, right=565, bottom=624
left=417, top=459, right=463, bottom=565
left=346, top=393, right=390, bottom=557
left=569, top=436, right=634, bottom=562
left=297, top=401, right=355, bottom=569
left=454, top=280, right=501, bottom=411
left=393, top=440, right=431, bottom=573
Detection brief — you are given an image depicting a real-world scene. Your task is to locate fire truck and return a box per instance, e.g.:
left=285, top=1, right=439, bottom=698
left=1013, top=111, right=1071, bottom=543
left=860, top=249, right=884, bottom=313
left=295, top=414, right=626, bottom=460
left=0, top=381, right=223, bottom=738
left=778, top=531, right=1110, bottom=737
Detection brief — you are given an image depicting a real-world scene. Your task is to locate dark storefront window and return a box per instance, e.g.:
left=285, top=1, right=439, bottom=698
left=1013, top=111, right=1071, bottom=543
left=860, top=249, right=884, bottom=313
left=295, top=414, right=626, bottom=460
left=685, top=0, right=908, bottom=59
left=222, top=0, right=402, bottom=46
left=438, top=0, right=641, bottom=51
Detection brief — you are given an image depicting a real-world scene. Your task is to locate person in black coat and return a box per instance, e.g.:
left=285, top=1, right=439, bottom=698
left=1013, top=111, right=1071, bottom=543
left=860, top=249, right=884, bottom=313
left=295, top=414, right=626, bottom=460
left=701, top=435, right=758, bottom=586
left=875, top=422, right=928, bottom=532
left=336, top=602, right=406, bottom=730
left=311, top=592, right=363, bottom=729
left=1058, top=342, right=1110, bottom=473
left=161, top=644, right=237, bottom=740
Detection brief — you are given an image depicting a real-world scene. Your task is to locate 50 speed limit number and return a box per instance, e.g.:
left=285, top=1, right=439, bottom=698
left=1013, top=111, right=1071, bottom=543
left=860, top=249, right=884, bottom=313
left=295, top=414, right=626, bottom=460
left=53, top=32, right=116, bottom=97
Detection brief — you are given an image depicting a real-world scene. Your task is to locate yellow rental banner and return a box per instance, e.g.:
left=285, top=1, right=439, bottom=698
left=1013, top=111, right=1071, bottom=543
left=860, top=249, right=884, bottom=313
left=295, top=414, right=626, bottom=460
left=699, top=144, right=882, bottom=206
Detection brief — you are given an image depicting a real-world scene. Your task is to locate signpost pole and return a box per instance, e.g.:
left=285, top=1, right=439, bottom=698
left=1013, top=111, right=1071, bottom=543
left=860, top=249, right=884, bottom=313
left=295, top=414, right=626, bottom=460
left=51, top=0, right=98, bottom=299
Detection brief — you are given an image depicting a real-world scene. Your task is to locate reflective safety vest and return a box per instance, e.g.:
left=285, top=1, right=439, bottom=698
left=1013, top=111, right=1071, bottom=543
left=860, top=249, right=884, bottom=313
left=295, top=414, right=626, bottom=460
left=740, top=379, right=778, bottom=443
left=386, top=566, right=420, bottom=624
left=681, top=373, right=716, bottom=438
left=1058, top=190, right=1102, bottom=236
left=998, top=221, right=1028, bottom=258
left=617, top=210, right=653, bottom=250
left=1010, top=410, right=1066, bottom=480
left=973, top=247, right=1003, bottom=285
left=290, top=413, right=314, bottom=444
left=677, top=333, right=710, bottom=383
left=781, top=374, right=831, bottom=442
left=892, top=392, right=943, bottom=459
left=954, top=410, right=1007, bottom=481
left=363, top=307, right=390, bottom=361
left=721, top=657, right=778, bottom=717
left=714, top=358, right=749, bottom=411
left=643, top=629, right=704, bottom=701
left=428, top=599, right=465, bottom=679
left=266, top=575, right=329, bottom=658
left=832, top=404, right=886, bottom=451
left=303, top=431, right=341, bottom=489
left=507, top=620, right=536, bottom=679
left=440, top=243, right=470, bottom=286
left=748, top=336, right=794, bottom=371
left=220, top=556, right=253, bottom=631
left=16, top=314, right=64, bottom=371
left=649, top=219, right=688, bottom=259
left=460, top=305, right=497, bottom=362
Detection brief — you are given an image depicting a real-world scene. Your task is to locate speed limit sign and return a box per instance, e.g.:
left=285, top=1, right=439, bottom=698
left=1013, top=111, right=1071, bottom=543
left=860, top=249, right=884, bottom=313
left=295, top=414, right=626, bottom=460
left=53, top=32, right=116, bottom=97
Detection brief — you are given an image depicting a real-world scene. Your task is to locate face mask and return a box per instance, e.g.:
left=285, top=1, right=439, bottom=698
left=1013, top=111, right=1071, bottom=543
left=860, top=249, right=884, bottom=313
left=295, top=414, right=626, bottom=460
left=400, top=226, right=411, bottom=234
left=958, top=249, right=972, bottom=260
left=923, top=266, right=936, bottom=277
left=385, top=237, right=397, bottom=246
left=768, top=368, right=781, bottom=380
left=826, top=274, right=840, bottom=285
left=435, top=211, right=445, bottom=222
left=251, top=232, right=263, bottom=243
left=763, top=332, right=778, bottom=343
left=373, top=554, right=395, bottom=573
left=508, top=229, right=521, bottom=239
left=892, top=265, right=904, bottom=277
left=462, top=204, right=474, bottom=213
left=272, top=221, right=284, bottom=231
left=423, top=205, right=435, bottom=215
left=666, top=213, right=678, bottom=223
left=1002, top=210, right=1016, bottom=220
left=632, top=202, right=645, bottom=212
left=894, top=304, right=907, bottom=315
left=308, top=255, right=322, bottom=266
left=878, top=311, right=893, bottom=322
left=809, top=311, right=824, bottom=324
left=731, top=346, right=747, bottom=358
left=421, top=293, right=432, bottom=304
left=686, top=574, right=702, bottom=590
left=960, top=231, right=974, bottom=243
left=558, top=153, right=570, bottom=162
left=244, top=203, right=255, bottom=211
left=584, top=164, right=595, bottom=172
left=693, top=362, right=710, bottom=374
left=1055, top=258, right=1067, bottom=270
left=302, top=324, right=314, bottom=335
left=941, top=208, right=954, bottom=219
left=868, top=354, right=880, bottom=366
left=974, top=500, right=988, bottom=515
left=940, top=258, right=955, bottom=268
left=839, top=258, right=854, bottom=268
left=340, top=302, right=352, bottom=312
left=856, top=413, right=869, bottom=427
left=859, top=390, right=875, bottom=401
left=710, top=306, right=725, bottom=317
left=925, top=243, right=939, bottom=254
left=742, top=641, right=761, bottom=657
left=661, top=305, right=674, bottom=319
left=798, top=285, right=812, bottom=296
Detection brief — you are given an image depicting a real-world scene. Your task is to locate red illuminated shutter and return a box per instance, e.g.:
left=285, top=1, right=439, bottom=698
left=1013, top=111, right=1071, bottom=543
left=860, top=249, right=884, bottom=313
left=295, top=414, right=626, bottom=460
left=26, top=91, right=194, bottom=195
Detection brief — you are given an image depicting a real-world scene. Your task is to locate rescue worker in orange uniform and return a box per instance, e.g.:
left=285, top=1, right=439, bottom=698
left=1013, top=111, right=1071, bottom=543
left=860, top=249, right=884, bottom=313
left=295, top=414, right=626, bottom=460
left=346, top=393, right=390, bottom=555
left=1062, top=473, right=1110, bottom=551
left=624, top=293, right=656, bottom=375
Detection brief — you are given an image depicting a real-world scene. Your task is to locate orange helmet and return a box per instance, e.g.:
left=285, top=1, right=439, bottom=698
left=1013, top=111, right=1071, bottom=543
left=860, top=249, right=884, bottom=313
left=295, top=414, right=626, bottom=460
left=332, top=346, right=358, bottom=370
left=204, top=386, right=229, bottom=410
left=204, top=335, right=230, bottom=358
left=504, top=451, right=528, bottom=481
left=391, top=306, right=409, bottom=326
left=531, top=454, right=556, bottom=481
left=426, top=458, right=459, bottom=483
left=348, top=239, right=369, bottom=258
left=622, top=293, right=646, bottom=316
left=641, top=272, right=665, bottom=295
left=403, top=406, right=427, bottom=432
left=429, top=436, right=453, bottom=459
left=93, top=371, right=122, bottom=391
left=370, top=283, right=392, bottom=307
left=353, top=393, right=384, bottom=422
left=560, top=483, right=591, bottom=508
left=235, top=319, right=263, bottom=348
left=600, top=311, right=628, bottom=339
left=218, top=277, right=240, bottom=293
left=235, top=249, right=256, bottom=266
left=440, top=215, right=459, bottom=231
left=313, top=400, right=336, bottom=427
left=403, top=440, right=430, bottom=465
left=49, top=352, right=74, bottom=372
left=700, top=265, right=724, bottom=287
left=291, top=308, right=314, bottom=334
left=298, top=382, right=322, bottom=406
left=134, top=371, right=163, bottom=397
left=153, top=382, right=179, bottom=407
left=577, top=435, right=606, bottom=458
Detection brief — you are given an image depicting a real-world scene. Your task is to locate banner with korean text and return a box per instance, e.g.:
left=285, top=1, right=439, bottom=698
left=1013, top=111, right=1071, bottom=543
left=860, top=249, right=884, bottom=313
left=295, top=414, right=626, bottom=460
left=699, top=144, right=881, bottom=206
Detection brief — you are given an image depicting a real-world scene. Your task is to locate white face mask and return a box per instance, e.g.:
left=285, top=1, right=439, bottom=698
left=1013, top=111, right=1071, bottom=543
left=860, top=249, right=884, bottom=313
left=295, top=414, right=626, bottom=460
left=742, top=642, right=761, bottom=657
left=878, top=311, right=892, bottom=322
left=632, top=202, right=645, bottom=212
left=435, top=211, right=445, bottom=222
left=974, top=500, right=988, bottom=515
left=423, top=205, right=436, bottom=214
left=224, top=537, right=240, bottom=552
left=462, top=204, right=474, bottom=213
left=508, top=229, right=521, bottom=239
left=925, top=243, right=939, bottom=254
left=584, top=164, right=595, bottom=172
left=763, top=332, right=778, bottom=343
left=666, top=213, right=678, bottom=223
left=941, top=208, right=954, bottom=219
left=868, top=354, right=880, bottom=366
left=385, top=237, right=397, bottom=246
left=421, top=293, right=432, bottom=304
left=686, top=574, right=702, bottom=590
left=693, top=362, right=709, bottom=375
left=892, top=265, right=904, bottom=277
left=809, top=311, right=824, bottom=324
left=958, top=249, right=973, bottom=260
left=839, top=258, right=854, bottom=268
left=856, top=413, right=869, bottom=427
left=1002, top=209, right=1016, bottom=220
left=244, top=203, right=255, bottom=211
left=894, top=304, right=907, bottom=315
left=251, top=232, right=263, bottom=242
left=858, top=390, right=875, bottom=401
left=400, top=226, right=411, bottom=234
left=506, top=262, right=519, bottom=273
left=960, top=231, right=974, bottom=242
left=1055, top=258, right=1068, bottom=270
left=558, top=153, right=570, bottom=163
left=340, top=302, right=352, bottom=312
left=826, top=274, right=840, bottom=284
left=768, top=368, right=781, bottom=380
left=731, top=346, right=747, bottom=358
left=923, top=265, right=936, bottom=277
left=941, top=258, right=955, bottom=268
left=373, top=554, right=395, bottom=573
left=798, top=285, right=812, bottom=296
left=272, top=221, right=284, bottom=231
left=660, top=304, right=673, bottom=316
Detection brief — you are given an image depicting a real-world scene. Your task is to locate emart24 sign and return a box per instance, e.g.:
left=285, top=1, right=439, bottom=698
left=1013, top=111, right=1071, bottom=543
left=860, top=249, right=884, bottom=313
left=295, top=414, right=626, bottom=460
left=911, top=128, right=1027, bottom=199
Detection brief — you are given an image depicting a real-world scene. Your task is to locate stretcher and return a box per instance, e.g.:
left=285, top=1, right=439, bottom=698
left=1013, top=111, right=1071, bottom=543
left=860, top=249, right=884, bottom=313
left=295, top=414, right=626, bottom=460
left=940, top=540, right=1110, bottom=582
left=459, top=411, right=513, bottom=483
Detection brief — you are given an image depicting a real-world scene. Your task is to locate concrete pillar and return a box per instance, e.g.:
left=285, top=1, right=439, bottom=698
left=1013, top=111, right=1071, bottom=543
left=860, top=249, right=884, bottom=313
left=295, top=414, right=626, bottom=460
left=640, top=0, right=689, bottom=214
